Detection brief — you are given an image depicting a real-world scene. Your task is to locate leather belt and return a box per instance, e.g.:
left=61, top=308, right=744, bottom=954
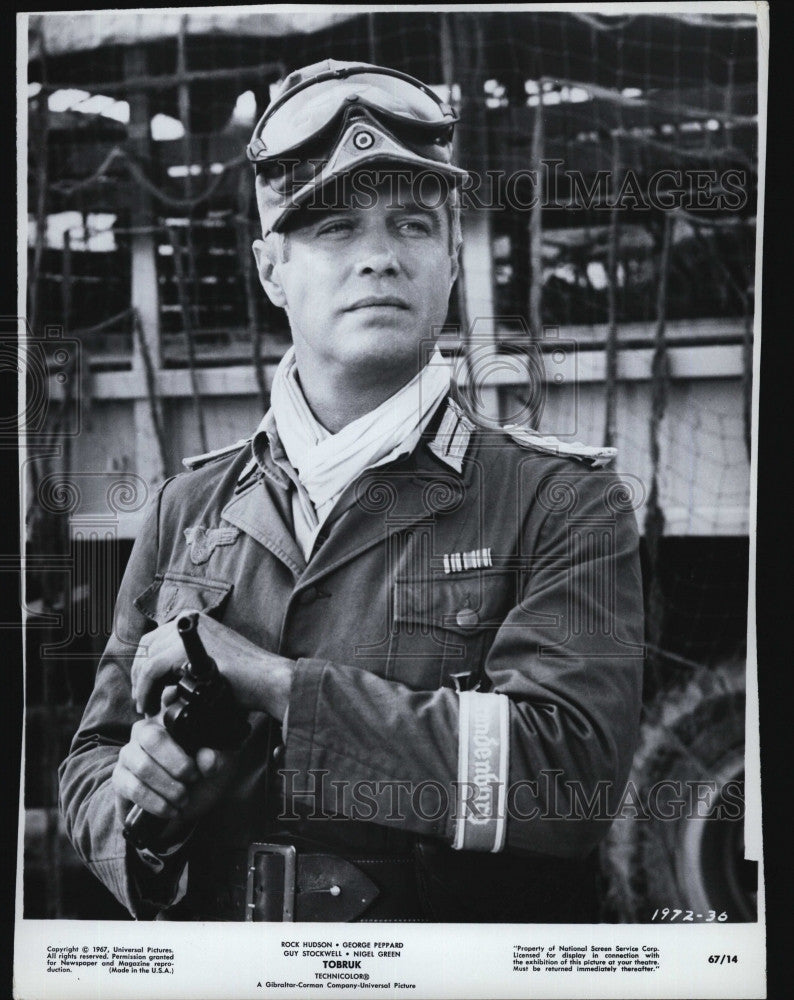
left=172, top=844, right=427, bottom=922
left=246, top=843, right=378, bottom=921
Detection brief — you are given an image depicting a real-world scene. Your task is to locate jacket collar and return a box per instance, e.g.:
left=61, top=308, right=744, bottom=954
left=235, top=393, right=474, bottom=491
left=223, top=394, right=479, bottom=583
left=295, top=397, right=478, bottom=586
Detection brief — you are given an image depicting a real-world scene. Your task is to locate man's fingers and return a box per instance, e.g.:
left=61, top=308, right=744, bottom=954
left=113, top=735, right=189, bottom=816
left=132, top=719, right=199, bottom=784
left=116, top=736, right=192, bottom=809
left=112, top=764, right=180, bottom=819
left=132, top=641, right=182, bottom=701
left=132, top=631, right=186, bottom=715
left=195, top=747, right=220, bottom=777
left=161, top=684, right=180, bottom=709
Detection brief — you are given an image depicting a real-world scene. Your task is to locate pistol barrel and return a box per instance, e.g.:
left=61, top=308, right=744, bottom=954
left=177, top=613, right=214, bottom=679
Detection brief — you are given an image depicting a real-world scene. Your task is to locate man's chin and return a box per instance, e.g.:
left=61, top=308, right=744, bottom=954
left=332, top=343, right=424, bottom=382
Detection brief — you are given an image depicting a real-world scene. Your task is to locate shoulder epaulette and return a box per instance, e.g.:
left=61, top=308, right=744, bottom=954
left=182, top=437, right=252, bottom=471
left=428, top=397, right=476, bottom=473
left=502, top=425, right=616, bottom=468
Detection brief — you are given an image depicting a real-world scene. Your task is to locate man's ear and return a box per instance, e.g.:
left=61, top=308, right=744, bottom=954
left=252, top=237, right=287, bottom=309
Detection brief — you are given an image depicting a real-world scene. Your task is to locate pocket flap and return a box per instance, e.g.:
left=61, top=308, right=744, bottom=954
left=134, top=572, right=233, bottom=625
left=394, top=571, right=513, bottom=635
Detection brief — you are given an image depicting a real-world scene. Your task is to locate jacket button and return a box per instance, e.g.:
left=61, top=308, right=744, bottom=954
left=456, top=608, right=479, bottom=628
left=299, top=586, right=318, bottom=605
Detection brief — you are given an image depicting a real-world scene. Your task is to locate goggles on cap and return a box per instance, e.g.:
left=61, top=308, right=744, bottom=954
left=249, top=61, right=468, bottom=235
left=247, top=64, right=459, bottom=165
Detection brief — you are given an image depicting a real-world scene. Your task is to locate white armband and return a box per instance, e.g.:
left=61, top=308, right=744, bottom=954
left=452, top=691, right=510, bottom=853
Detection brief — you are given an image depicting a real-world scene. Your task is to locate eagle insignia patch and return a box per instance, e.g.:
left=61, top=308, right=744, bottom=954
left=184, top=525, right=240, bottom=565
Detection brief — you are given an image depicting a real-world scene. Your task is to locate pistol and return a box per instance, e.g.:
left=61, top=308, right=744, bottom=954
left=123, top=612, right=250, bottom=851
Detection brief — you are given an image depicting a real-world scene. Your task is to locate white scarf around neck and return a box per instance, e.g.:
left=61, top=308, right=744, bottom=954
left=270, top=346, right=451, bottom=520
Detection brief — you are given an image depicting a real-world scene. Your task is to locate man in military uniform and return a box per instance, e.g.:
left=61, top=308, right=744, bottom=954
left=59, top=60, right=644, bottom=922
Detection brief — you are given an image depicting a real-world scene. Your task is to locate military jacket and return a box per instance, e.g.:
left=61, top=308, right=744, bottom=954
left=59, top=398, right=644, bottom=921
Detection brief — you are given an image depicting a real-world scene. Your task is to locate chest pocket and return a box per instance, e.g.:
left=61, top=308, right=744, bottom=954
left=387, top=570, right=515, bottom=691
left=134, top=571, right=233, bottom=626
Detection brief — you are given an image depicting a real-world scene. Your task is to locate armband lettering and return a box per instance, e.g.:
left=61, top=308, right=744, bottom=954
left=452, top=691, right=509, bottom=852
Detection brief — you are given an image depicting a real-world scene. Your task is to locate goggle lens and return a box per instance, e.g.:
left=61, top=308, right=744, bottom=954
left=249, top=71, right=455, bottom=162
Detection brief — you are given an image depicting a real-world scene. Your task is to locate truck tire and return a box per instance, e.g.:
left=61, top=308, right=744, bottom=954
left=600, top=660, right=757, bottom=922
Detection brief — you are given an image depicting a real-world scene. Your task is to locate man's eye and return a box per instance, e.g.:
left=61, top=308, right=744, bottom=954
left=398, top=219, right=431, bottom=234
left=316, top=220, right=353, bottom=235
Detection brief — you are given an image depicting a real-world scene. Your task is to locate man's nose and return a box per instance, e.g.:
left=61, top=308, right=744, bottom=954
left=354, top=245, right=401, bottom=277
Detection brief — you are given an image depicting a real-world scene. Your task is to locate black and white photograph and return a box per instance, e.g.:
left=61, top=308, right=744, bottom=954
left=15, top=4, right=766, bottom=998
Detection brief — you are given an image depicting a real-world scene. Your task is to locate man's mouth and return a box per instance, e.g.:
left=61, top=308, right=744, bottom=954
left=347, top=296, right=410, bottom=311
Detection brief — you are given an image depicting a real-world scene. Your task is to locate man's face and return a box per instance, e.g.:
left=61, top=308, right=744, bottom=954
left=255, top=173, right=459, bottom=384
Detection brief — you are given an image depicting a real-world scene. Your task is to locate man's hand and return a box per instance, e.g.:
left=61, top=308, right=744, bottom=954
left=112, top=687, right=238, bottom=844
left=131, top=611, right=294, bottom=721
